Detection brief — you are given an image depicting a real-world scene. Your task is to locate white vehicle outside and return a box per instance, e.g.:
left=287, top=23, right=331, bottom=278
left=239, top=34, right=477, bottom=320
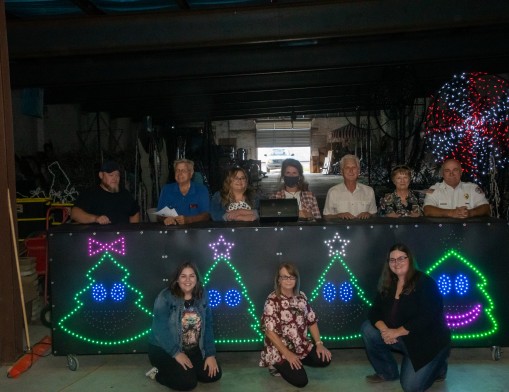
left=264, top=148, right=294, bottom=173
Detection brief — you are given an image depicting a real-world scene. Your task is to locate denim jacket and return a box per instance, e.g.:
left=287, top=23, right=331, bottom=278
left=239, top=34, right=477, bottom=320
left=149, top=288, right=216, bottom=358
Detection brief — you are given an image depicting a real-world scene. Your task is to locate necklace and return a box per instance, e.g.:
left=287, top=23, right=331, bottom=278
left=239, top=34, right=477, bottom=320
left=285, top=190, right=300, bottom=199
left=184, top=298, right=194, bottom=308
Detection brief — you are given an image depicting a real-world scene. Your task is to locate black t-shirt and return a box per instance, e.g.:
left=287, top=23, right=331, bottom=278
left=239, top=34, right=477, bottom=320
left=74, top=186, right=139, bottom=224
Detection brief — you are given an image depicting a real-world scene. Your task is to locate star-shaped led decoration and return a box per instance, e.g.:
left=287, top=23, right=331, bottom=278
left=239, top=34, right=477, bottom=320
left=438, top=228, right=465, bottom=249
left=324, top=232, right=350, bottom=258
left=209, top=235, right=234, bottom=259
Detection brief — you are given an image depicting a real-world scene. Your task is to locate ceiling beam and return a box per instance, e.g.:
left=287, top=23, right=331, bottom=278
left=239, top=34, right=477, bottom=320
left=7, top=0, right=509, bottom=58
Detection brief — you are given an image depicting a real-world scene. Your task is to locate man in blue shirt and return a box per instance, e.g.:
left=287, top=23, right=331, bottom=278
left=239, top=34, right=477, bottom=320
left=157, top=159, right=210, bottom=225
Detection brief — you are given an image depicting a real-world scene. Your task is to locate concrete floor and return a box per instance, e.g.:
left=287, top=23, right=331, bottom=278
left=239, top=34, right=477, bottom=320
left=3, top=174, right=508, bottom=391
left=1, top=324, right=508, bottom=392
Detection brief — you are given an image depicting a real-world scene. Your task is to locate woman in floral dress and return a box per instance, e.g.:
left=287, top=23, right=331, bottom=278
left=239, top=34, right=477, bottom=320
left=259, top=262, right=332, bottom=387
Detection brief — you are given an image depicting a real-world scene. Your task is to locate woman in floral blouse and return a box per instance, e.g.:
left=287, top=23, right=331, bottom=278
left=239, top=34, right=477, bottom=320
left=259, top=262, right=331, bottom=387
left=379, top=165, right=423, bottom=218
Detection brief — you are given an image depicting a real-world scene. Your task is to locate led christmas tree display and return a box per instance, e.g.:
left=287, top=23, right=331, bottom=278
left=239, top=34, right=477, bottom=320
left=58, top=237, right=153, bottom=345
left=426, top=249, right=498, bottom=340
left=309, top=233, right=372, bottom=342
left=425, top=72, right=509, bottom=183
left=203, top=235, right=263, bottom=344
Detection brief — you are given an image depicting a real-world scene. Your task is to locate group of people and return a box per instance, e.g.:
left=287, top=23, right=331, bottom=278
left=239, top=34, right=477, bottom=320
left=70, top=155, right=491, bottom=226
left=323, top=154, right=490, bottom=220
left=145, top=243, right=449, bottom=392
left=68, top=158, right=458, bottom=391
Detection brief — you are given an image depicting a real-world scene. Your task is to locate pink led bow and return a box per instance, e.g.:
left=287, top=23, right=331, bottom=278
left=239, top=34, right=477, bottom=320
left=88, top=237, right=126, bottom=256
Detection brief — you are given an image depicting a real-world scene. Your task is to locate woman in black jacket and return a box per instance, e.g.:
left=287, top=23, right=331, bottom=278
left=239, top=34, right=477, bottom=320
left=361, top=243, right=450, bottom=392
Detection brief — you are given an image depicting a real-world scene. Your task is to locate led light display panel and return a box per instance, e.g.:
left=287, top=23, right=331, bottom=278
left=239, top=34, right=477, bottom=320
left=48, top=220, right=509, bottom=355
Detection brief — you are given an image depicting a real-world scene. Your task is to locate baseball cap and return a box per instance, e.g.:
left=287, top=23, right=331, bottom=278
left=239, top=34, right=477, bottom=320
left=100, top=160, right=121, bottom=173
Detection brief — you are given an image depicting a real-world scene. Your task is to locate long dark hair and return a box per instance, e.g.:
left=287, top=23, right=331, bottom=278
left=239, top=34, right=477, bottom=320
left=169, top=262, right=204, bottom=299
left=378, top=243, right=420, bottom=296
left=220, top=167, right=255, bottom=207
left=278, top=158, right=309, bottom=191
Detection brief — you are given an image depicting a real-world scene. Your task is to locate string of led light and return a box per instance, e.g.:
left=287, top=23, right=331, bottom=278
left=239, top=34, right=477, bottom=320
left=425, top=72, right=509, bottom=183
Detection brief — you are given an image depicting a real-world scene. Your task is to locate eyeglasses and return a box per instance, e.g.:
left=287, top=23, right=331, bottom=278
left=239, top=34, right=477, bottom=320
left=279, top=275, right=296, bottom=281
left=233, top=177, right=247, bottom=182
left=389, top=256, right=408, bottom=265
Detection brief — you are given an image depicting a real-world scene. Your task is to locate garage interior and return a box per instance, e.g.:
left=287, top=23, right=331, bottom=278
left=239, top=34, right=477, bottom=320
left=1, top=1, right=509, bottom=389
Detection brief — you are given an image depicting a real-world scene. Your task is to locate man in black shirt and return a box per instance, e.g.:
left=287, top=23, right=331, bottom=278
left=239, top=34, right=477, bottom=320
left=71, top=161, right=140, bottom=225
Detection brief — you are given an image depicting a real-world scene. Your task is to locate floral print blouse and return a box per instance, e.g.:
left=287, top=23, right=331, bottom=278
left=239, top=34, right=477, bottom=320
left=259, top=291, right=317, bottom=367
left=378, top=190, right=423, bottom=217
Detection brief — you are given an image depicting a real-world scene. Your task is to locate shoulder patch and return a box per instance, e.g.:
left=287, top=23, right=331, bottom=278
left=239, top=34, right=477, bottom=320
left=475, top=186, right=484, bottom=194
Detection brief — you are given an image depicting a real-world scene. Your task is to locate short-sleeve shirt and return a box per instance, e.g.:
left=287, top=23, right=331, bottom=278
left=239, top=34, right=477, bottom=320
left=323, top=182, right=377, bottom=216
left=73, top=186, right=139, bottom=224
left=157, top=182, right=210, bottom=216
left=259, top=291, right=317, bottom=367
left=423, top=181, right=488, bottom=210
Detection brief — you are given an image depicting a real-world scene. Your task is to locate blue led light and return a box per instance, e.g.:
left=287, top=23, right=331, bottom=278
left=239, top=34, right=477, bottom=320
left=92, top=283, right=107, bottom=302
left=339, top=281, right=353, bottom=302
left=111, top=282, right=126, bottom=302
left=208, top=289, right=221, bottom=308
left=322, top=282, right=336, bottom=303
left=437, top=274, right=452, bottom=296
left=224, top=289, right=241, bottom=307
left=455, top=274, right=469, bottom=296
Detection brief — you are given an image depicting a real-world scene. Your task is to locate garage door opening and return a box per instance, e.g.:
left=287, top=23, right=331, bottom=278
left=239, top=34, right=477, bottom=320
left=257, top=147, right=311, bottom=173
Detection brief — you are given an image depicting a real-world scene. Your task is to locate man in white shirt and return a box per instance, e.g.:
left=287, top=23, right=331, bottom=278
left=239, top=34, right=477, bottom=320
left=423, top=158, right=490, bottom=218
left=323, top=154, right=377, bottom=220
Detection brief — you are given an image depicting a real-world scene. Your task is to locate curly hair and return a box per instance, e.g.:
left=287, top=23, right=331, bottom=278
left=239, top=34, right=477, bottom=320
left=219, top=167, right=256, bottom=207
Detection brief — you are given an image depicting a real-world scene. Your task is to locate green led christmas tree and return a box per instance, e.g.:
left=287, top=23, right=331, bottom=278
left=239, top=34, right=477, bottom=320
left=203, top=235, right=263, bottom=344
left=58, top=238, right=152, bottom=345
left=426, top=249, right=498, bottom=340
left=309, top=233, right=372, bottom=342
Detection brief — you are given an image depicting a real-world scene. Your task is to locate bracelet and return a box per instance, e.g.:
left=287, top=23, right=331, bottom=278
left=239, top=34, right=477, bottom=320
left=315, top=340, right=323, bottom=345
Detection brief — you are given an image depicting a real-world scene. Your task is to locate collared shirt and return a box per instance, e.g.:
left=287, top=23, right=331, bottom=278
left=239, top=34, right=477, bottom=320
left=157, top=182, right=210, bottom=216
left=423, top=181, right=488, bottom=210
left=323, top=182, right=377, bottom=216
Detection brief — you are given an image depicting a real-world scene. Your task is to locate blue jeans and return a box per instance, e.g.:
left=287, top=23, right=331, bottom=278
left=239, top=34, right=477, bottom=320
left=361, top=320, right=449, bottom=392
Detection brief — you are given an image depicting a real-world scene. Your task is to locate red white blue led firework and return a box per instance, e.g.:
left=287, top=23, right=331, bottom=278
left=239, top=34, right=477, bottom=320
left=425, top=72, right=509, bottom=183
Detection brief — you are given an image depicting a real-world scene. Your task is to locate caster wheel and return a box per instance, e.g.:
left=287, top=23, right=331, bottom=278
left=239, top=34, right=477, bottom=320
left=491, top=346, right=501, bottom=361
left=40, top=304, right=52, bottom=328
left=67, top=354, right=79, bottom=371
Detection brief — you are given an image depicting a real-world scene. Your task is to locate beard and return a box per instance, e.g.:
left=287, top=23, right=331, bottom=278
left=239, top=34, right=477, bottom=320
left=102, top=183, right=119, bottom=193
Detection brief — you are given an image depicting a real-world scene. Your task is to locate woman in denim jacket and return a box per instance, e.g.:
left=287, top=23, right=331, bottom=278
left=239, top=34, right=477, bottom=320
left=146, top=262, right=222, bottom=390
